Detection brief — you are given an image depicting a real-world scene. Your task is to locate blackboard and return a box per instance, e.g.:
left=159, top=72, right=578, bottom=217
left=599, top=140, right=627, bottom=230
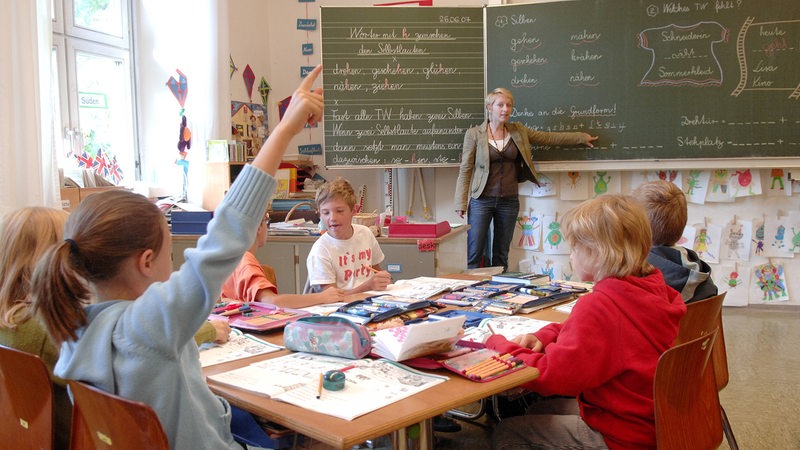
left=320, top=6, right=485, bottom=168
left=486, top=0, right=800, bottom=170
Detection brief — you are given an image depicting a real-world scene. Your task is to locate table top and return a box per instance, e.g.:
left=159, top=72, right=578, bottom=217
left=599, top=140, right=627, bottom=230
left=202, top=277, right=571, bottom=449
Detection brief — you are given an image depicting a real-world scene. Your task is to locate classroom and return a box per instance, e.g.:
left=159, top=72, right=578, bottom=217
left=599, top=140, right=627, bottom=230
left=2, top=0, right=799, bottom=449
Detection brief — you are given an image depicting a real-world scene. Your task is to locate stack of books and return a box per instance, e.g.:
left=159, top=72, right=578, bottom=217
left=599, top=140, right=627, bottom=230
left=490, top=272, right=551, bottom=286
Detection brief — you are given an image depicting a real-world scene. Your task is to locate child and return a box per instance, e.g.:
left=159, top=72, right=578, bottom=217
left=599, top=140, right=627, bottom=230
left=30, top=65, right=324, bottom=449
left=486, top=194, right=686, bottom=450
left=307, top=177, right=392, bottom=295
left=221, top=210, right=344, bottom=307
left=632, top=180, right=718, bottom=303
left=0, top=207, right=71, bottom=450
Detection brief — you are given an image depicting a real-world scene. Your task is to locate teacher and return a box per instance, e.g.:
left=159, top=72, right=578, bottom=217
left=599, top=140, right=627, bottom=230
left=454, top=88, right=598, bottom=271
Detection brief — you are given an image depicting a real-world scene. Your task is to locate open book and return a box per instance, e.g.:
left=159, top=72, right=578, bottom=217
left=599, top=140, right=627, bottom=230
left=371, top=315, right=466, bottom=361
left=198, top=329, right=282, bottom=367
left=207, top=353, right=447, bottom=421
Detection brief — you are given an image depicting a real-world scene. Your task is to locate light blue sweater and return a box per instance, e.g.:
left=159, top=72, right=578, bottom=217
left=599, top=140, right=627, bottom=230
left=55, top=165, right=274, bottom=449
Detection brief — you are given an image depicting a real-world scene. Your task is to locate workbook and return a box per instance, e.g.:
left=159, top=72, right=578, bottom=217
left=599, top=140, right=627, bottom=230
left=371, top=315, right=466, bottom=361
left=210, top=301, right=311, bottom=332
left=207, top=353, right=447, bottom=421
left=198, top=329, right=282, bottom=367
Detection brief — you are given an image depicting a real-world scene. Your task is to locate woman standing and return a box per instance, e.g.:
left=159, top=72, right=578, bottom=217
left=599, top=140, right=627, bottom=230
left=454, top=88, right=597, bottom=270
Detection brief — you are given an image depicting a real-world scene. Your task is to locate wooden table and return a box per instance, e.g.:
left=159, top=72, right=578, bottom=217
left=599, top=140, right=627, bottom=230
left=203, top=281, right=571, bottom=449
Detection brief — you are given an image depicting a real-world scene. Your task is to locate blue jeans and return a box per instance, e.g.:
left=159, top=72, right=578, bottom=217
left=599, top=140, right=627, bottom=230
left=467, top=196, right=520, bottom=271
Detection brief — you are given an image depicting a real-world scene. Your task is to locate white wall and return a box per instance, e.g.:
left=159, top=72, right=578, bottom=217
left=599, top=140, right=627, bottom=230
left=223, top=0, right=799, bottom=306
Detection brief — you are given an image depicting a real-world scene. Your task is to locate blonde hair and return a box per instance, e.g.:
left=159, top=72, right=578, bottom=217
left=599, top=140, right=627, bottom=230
left=31, top=190, right=166, bottom=345
left=315, top=177, right=356, bottom=209
left=631, top=180, right=687, bottom=246
left=562, top=194, right=654, bottom=281
left=0, top=207, right=69, bottom=328
left=485, top=87, right=514, bottom=110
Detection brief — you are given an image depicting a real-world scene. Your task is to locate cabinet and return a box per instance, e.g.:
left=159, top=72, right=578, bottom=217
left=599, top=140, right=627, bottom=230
left=170, top=225, right=469, bottom=294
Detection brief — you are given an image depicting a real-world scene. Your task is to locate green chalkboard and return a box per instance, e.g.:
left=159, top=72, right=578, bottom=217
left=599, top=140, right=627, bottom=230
left=486, top=0, right=800, bottom=170
left=321, top=7, right=485, bottom=168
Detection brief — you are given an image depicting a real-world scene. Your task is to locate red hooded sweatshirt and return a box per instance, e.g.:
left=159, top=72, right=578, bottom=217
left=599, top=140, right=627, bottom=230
left=486, top=270, right=686, bottom=449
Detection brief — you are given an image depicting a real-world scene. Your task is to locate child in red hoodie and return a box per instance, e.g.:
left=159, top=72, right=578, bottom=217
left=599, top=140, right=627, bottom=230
left=487, top=194, right=686, bottom=450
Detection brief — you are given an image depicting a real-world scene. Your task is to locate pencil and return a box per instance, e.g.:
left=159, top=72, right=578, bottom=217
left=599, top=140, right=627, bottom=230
left=364, top=265, right=379, bottom=273
left=486, top=323, right=497, bottom=335
left=316, top=373, right=323, bottom=399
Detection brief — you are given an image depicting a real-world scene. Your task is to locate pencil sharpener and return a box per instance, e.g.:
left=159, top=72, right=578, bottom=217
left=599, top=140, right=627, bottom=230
left=322, top=370, right=346, bottom=391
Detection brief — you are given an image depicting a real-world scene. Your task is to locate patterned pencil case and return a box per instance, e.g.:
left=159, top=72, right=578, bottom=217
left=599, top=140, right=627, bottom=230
left=283, top=316, right=372, bottom=359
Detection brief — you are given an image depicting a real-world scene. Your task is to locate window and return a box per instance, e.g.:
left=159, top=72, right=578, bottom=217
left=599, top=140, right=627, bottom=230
left=52, top=0, right=137, bottom=186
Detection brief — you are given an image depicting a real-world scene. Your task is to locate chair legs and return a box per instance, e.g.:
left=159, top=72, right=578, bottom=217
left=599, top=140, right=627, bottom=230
left=721, top=405, right=739, bottom=450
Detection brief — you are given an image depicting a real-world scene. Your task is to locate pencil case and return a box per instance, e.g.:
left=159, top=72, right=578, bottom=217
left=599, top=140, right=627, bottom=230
left=283, top=316, right=372, bottom=359
left=403, top=342, right=527, bottom=382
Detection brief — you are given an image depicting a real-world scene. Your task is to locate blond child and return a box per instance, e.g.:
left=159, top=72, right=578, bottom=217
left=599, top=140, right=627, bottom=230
left=30, top=65, right=324, bottom=449
left=486, top=194, right=686, bottom=449
left=632, top=180, right=718, bottom=303
left=307, top=177, right=391, bottom=295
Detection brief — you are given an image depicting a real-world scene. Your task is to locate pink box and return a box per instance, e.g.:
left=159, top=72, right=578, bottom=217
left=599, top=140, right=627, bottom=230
left=387, top=221, right=451, bottom=238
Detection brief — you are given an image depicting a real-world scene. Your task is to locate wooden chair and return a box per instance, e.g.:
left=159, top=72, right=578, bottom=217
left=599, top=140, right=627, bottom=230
left=655, top=331, right=723, bottom=450
left=675, top=292, right=739, bottom=450
left=0, top=345, right=55, bottom=450
left=260, top=264, right=278, bottom=286
left=68, top=380, right=169, bottom=450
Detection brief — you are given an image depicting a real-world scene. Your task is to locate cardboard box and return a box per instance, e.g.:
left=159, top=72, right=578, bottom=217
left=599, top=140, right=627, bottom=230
left=171, top=210, right=214, bottom=235
left=60, top=186, right=126, bottom=212
left=387, top=221, right=451, bottom=238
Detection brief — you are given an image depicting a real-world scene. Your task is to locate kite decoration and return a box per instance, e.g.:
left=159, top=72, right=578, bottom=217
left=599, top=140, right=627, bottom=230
left=166, top=68, right=191, bottom=201
left=243, top=64, right=255, bottom=102
left=166, top=69, right=188, bottom=115
left=229, top=54, right=239, bottom=79
left=259, top=77, right=271, bottom=106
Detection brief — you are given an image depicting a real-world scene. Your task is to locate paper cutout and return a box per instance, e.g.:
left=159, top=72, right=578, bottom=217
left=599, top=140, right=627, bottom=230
left=242, top=64, right=255, bottom=102
left=229, top=54, right=238, bottom=79
left=166, top=69, right=188, bottom=110
left=258, top=77, right=271, bottom=106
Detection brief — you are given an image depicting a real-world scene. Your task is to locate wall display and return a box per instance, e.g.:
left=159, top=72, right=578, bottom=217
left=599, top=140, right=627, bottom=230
left=321, top=6, right=485, bottom=168
left=321, top=1, right=798, bottom=169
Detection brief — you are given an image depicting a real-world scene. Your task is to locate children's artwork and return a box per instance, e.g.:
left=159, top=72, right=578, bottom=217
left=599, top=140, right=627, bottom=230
left=542, top=214, right=570, bottom=255
left=762, top=215, right=795, bottom=258
left=713, top=263, right=750, bottom=306
left=685, top=170, right=711, bottom=205
left=242, top=64, right=255, bottom=102
left=514, top=208, right=542, bottom=250
left=722, top=219, right=752, bottom=262
left=676, top=225, right=696, bottom=249
left=646, top=170, right=682, bottom=187
left=728, top=169, right=762, bottom=197
left=765, top=168, right=791, bottom=197
left=258, top=77, right=271, bottom=106
left=787, top=211, right=800, bottom=254
left=531, top=262, right=563, bottom=281
left=229, top=54, right=238, bottom=79
left=231, top=101, right=268, bottom=159
left=751, top=261, right=789, bottom=303
left=590, top=171, right=621, bottom=198
left=706, top=169, right=735, bottom=203
left=559, top=171, right=589, bottom=201
left=524, top=173, right=557, bottom=197
left=689, top=222, right=722, bottom=264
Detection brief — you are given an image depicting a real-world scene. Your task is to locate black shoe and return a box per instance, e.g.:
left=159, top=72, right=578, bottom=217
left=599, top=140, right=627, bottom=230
left=432, top=415, right=462, bottom=433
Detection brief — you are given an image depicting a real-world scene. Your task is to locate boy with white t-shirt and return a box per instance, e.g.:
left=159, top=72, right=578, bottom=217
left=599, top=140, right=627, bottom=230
left=307, top=177, right=392, bottom=294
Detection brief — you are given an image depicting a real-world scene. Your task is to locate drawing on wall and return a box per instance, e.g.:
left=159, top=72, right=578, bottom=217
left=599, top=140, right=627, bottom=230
left=524, top=173, right=557, bottom=197
left=722, top=219, right=752, bottom=262
left=590, top=171, right=621, bottom=198
left=531, top=262, right=562, bottom=281
left=559, top=171, right=588, bottom=201
left=751, top=261, right=789, bottom=303
left=685, top=170, right=711, bottom=205
left=690, top=222, right=722, bottom=263
left=766, top=168, right=792, bottom=197
left=646, top=170, right=682, bottom=187
left=542, top=214, right=570, bottom=255
left=677, top=224, right=696, bottom=249
left=763, top=215, right=795, bottom=258
left=751, top=218, right=765, bottom=257
left=706, top=169, right=734, bottom=203
left=728, top=168, right=762, bottom=197
left=714, top=263, right=749, bottom=306
left=514, top=208, right=541, bottom=250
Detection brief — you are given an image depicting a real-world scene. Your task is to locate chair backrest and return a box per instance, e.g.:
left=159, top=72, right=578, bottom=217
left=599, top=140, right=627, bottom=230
left=0, top=344, right=55, bottom=450
left=68, top=380, right=169, bottom=450
left=654, top=331, right=723, bottom=450
left=675, top=291, right=729, bottom=391
left=260, top=264, right=278, bottom=286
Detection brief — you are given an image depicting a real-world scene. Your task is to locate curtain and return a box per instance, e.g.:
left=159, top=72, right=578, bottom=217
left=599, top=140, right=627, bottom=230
left=0, top=0, right=58, bottom=214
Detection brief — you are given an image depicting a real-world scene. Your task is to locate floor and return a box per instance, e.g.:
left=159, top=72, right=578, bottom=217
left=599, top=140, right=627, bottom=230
left=279, top=306, right=800, bottom=449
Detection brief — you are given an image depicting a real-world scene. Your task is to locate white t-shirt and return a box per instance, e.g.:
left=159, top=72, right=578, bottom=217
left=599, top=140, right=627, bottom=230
left=307, top=224, right=385, bottom=291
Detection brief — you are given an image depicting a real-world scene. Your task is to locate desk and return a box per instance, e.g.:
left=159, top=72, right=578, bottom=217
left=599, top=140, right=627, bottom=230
left=203, top=280, right=571, bottom=449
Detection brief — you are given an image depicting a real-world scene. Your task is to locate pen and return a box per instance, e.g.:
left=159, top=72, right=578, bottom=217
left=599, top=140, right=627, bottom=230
left=316, top=373, right=323, bottom=399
